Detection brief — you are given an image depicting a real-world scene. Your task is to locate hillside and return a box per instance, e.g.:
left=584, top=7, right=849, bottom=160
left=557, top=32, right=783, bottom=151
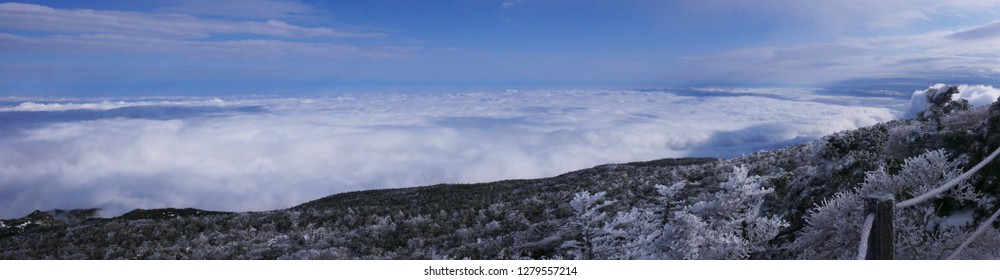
left=2, top=86, right=1000, bottom=259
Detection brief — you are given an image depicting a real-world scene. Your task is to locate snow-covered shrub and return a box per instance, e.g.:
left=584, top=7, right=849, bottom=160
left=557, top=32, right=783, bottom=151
left=907, top=84, right=967, bottom=120
left=599, top=208, right=662, bottom=259
left=940, top=105, right=990, bottom=132
left=883, top=122, right=924, bottom=159
left=656, top=166, right=787, bottom=259
left=561, top=191, right=615, bottom=259
left=791, top=149, right=988, bottom=259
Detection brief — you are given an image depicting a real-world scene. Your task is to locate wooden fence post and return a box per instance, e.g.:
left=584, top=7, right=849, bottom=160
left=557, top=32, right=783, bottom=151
left=865, top=194, right=895, bottom=260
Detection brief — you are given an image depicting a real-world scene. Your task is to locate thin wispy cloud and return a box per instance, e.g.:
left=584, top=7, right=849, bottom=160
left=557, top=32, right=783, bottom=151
left=0, top=3, right=380, bottom=38
left=675, top=20, right=1000, bottom=85
left=869, top=10, right=931, bottom=29
left=949, top=20, right=1000, bottom=40
left=675, top=0, right=1000, bottom=34
left=159, top=0, right=316, bottom=20
left=0, top=2, right=401, bottom=62
left=501, top=0, right=523, bottom=9
left=0, top=32, right=410, bottom=59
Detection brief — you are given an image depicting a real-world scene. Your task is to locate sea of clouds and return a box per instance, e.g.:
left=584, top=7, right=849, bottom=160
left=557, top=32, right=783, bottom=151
left=0, top=88, right=958, bottom=218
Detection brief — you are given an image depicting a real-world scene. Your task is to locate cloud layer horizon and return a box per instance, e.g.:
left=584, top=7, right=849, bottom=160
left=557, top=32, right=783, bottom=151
left=0, top=88, right=934, bottom=218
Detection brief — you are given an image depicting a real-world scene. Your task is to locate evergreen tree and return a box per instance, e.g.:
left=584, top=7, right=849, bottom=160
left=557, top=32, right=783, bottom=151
left=656, top=166, right=787, bottom=259
left=561, top=191, right=614, bottom=259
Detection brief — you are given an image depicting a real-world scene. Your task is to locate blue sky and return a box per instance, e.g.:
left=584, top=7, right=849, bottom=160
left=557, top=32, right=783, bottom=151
left=2, top=0, right=1000, bottom=96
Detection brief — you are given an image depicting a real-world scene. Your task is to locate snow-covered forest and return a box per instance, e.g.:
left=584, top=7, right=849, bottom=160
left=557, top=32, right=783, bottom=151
left=3, top=85, right=1000, bottom=259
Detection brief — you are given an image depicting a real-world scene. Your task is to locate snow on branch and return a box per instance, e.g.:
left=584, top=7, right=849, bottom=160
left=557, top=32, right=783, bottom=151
left=895, top=146, right=1000, bottom=209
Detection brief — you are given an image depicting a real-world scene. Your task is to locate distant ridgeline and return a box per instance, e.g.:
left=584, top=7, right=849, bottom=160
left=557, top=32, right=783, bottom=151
left=3, top=84, right=1000, bottom=259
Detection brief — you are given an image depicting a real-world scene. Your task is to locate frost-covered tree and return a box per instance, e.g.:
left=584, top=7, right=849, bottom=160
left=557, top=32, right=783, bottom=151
left=599, top=208, right=662, bottom=259
left=791, top=149, right=990, bottom=259
left=560, top=189, right=669, bottom=260
left=912, top=84, right=971, bottom=123
left=655, top=166, right=787, bottom=259
left=561, top=191, right=615, bottom=259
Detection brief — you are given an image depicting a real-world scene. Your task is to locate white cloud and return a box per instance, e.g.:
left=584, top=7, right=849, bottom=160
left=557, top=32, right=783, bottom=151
left=674, top=0, right=1000, bottom=34
left=0, top=98, right=228, bottom=112
left=0, top=90, right=901, bottom=218
left=870, top=10, right=931, bottom=29
left=160, top=0, right=315, bottom=20
left=501, top=1, right=522, bottom=9
left=675, top=18, right=1000, bottom=85
left=0, top=3, right=402, bottom=60
left=0, top=32, right=410, bottom=59
left=0, top=2, right=382, bottom=39
left=661, top=1, right=1000, bottom=85
left=955, top=84, right=1000, bottom=106
left=949, top=20, right=1000, bottom=40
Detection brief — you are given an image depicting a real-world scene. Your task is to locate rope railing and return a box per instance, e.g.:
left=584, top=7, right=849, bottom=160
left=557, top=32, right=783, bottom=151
left=895, top=146, right=1000, bottom=209
left=857, top=145, right=1000, bottom=260
left=856, top=213, right=875, bottom=260
left=947, top=205, right=1000, bottom=260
